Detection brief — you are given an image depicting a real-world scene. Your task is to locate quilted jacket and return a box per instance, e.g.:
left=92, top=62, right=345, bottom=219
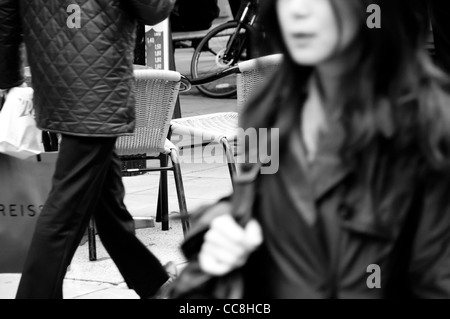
left=0, top=0, right=175, bottom=136
left=0, top=0, right=23, bottom=89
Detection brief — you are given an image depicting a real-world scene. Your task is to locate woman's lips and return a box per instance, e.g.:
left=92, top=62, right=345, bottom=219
left=289, top=33, right=315, bottom=46
left=291, top=32, right=315, bottom=39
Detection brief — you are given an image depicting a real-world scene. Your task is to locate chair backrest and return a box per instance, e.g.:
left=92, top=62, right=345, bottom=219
left=116, top=69, right=181, bottom=157
left=236, top=54, right=283, bottom=112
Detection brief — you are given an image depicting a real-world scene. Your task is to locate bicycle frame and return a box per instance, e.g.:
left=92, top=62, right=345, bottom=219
left=188, top=0, right=262, bottom=98
left=222, top=0, right=258, bottom=64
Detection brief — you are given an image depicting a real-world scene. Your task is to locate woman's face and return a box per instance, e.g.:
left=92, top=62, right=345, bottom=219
left=276, top=0, right=361, bottom=66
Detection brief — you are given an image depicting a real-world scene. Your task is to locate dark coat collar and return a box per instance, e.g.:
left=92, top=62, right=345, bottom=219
left=277, top=120, right=353, bottom=226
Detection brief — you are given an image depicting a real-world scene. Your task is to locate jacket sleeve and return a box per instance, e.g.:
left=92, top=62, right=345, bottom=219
left=124, top=0, right=176, bottom=26
left=0, top=0, right=24, bottom=89
left=409, top=173, right=450, bottom=298
left=181, top=197, right=232, bottom=259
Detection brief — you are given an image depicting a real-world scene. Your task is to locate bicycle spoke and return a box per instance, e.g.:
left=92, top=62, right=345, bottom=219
left=191, top=21, right=253, bottom=98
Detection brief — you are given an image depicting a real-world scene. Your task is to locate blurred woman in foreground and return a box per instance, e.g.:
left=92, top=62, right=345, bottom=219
left=196, top=0, right=450, bottom=298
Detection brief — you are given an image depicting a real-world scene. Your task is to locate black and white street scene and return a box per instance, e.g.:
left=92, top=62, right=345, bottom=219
left=1, top=0, right=450, bottom=302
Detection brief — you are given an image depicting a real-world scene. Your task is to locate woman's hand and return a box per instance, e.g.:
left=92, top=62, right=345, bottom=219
left=199, top=214, right=263, bottom=276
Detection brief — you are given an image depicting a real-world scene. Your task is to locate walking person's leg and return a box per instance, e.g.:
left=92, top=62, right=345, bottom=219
left=93, top=151, right=169, bottom=299
left=16, top=135, right=118, bottom=299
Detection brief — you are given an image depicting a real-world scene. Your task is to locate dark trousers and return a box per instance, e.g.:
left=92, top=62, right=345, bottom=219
left=16, top=135, right=168, bottom=299
left=428, top=0, right=450, bottom=74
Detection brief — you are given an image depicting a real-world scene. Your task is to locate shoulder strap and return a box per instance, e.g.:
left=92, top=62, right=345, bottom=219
left=231, top=162, right=262, bottom=227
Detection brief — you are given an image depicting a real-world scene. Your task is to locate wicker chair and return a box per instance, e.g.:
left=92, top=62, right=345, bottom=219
left=87, top=69, right=190, bottom=261
left=170, top=54, right=283, bottom=185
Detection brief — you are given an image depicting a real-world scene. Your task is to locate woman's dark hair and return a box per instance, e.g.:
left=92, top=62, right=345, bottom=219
left=241, top=0, right=450, bottom=172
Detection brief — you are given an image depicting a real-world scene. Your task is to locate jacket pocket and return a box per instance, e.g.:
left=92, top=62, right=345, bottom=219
left=337, top=190, right=413, bottom=241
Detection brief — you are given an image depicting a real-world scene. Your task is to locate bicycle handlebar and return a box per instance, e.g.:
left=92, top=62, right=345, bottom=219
left=180, top=65, right=241, bottom=92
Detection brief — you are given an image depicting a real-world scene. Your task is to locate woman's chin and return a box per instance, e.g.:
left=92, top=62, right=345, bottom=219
left=289, top=53, right=328, bottom=67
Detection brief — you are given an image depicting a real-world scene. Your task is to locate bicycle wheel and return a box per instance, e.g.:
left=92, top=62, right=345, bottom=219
left=191, top=21, right=254, bottom=98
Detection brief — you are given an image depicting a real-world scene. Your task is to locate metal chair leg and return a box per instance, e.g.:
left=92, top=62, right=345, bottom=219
left=159, top=154, right=170, bottom=231
left=156, top=176, right=162, bottom=223
left=221, top=137, right=237, bottom=187
left=88, top=218, right=97, bottom=261
left=170, top=149, right=190, bottom=236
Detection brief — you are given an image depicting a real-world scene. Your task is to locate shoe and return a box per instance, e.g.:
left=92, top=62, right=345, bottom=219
left=149, top=262, right=178, bottom=299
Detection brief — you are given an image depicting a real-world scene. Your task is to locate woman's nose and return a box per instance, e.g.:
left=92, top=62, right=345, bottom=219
left=286, top=0, right=313, bottom=17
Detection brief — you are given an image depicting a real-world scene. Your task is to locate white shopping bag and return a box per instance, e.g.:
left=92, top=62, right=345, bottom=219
left=0, top=87, right=44, bottom=159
